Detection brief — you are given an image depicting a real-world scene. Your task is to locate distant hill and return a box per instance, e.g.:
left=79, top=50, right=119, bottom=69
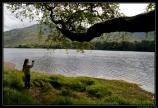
left=93, top=32, right=155, bottom=42
left=4, top=24, right=53, bottom=47
left=128, top=32, right=155, bottom=41
left=3, top=24, right=155, bottom=47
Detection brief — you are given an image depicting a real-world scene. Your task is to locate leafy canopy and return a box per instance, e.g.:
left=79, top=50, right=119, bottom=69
left=6, top=3, right=122, bottom=33
left=6, top=3, right=154, bottom=49
left=6, top=3, right=122, bottom=49
left=146, top=3, right=155, bottom=12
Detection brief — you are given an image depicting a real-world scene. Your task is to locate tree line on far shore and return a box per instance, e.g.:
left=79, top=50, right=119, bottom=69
left=13, top=40, right=155, bottom=52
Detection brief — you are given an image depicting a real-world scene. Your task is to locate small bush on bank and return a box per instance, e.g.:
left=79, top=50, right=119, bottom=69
left=86, top=85, right=112, bottom=98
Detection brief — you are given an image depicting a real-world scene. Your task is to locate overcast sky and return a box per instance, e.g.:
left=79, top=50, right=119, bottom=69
left=3, top=3, right=149, bottom=32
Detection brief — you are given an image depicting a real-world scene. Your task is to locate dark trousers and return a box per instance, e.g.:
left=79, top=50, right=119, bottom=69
left=24, top=74, right=30, bottom=89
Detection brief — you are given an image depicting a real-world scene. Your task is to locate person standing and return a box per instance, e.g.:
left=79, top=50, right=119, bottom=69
left=22, top=58, right=34, bottom=89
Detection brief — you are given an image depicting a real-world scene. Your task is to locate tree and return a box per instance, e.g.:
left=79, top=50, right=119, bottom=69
left=146, top=3, right=155, bottom=12
left=6, top=3, right=155, bottom=42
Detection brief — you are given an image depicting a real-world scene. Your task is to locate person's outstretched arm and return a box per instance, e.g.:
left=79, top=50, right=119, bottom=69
left=28, top=60, right=35, bottom=68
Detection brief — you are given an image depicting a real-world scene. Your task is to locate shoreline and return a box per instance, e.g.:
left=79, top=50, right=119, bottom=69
left=4, top=65, right=154, bottom=105
left=4, top=62, right=16, bottom=69
left=4, top=48, right=155, bottom=53
left=3, top=62, right=154, bottom=94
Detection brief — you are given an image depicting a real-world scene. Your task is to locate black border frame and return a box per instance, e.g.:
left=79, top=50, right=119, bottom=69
left=1, top=0, right=157, bottom=107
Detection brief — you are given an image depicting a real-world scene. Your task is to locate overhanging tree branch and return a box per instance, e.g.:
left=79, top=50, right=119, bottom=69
left=57, top=10, right=155, bottom=42
left=42, top=3, right=67, bottom=29
left=86, top=10, right=155, bottom=39
left=7, top=3, right=154, bottom=42
left=42, top=3, right=155, bottom=42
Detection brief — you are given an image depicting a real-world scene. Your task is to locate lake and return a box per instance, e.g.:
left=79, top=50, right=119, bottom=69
left=3, top=48, right=155, bottom=93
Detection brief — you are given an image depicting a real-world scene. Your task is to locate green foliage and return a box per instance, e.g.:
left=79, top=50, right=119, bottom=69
left=32, top=79, right=45, bottom=87
left=86, top=84, right=112, bottom=98
left=48, top=75, right=97, bottom=93
left=9, top=40, right=155, bottom=52
left=3, top=69, right=24, bottom=91
left=102, top=96, right=153, bottom=105
left=48, top=74, right=69, bottom=89
left=31, top=72, right=53, bottom=90
left=60, top=88, right=73, bottom=96
left=5, top=3, right=155, bottom=49
left=103, top=96, right=130, bottom=104
left=4, top=24, right=50, bottom=47
left=4, top=23, right=155, bottom=52
left=66, top=77, right=96, bottom=92
left=3, top=87, right=36, bottom=105
left=51, top=96, right=74, bottom=105
left=3, top=68, right=154, bottom=105
left=6, top=3, right=121, bottom=35
left=94, top=40, right=155, bottom=52
left=48, top=75, right=90, bottom=91
left=77, top=77, right=96, bottom=86
left=146, top=3, right=155, bottom=12
left=68, top=79, right=87, bottom=92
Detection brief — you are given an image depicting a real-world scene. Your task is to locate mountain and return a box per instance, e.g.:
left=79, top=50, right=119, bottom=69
left=4, top=24, right=53, bottom=47
left=128, top=32, right=155, bottom=41
left=3, top=24, right=155, bottom=47
left=93, top=31, right=155, bottom=42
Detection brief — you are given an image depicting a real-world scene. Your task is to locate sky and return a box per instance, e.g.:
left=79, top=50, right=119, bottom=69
left=3, top=3, right=149, bottom=32
left=119, top=3, right=148, bottom=16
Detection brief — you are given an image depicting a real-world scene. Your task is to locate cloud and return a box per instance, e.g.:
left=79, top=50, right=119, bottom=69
left=119, top=3, right=148, bottom=16
left=3, top=3, right=37, bottom=32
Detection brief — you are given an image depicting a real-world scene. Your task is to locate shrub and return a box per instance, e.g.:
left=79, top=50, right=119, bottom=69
left=31, top=78, right=53, bottom=92
left=86, top=85, right=112, bottom=98
left=32, top=79, right=45, bottom=87
left=48, top=75, right=65, bottom=89
left=78, top=77, right=96, bottom=86
left=60, top=88, right=72, bottom=96
left=68, top=79, right=86, bottom=92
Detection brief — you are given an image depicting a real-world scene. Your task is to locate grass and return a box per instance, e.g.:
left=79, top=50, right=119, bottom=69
left=3, top=87, right=37, bottom=105
left=3, top=67, right=154, bottom=105
left=86, top=84, right=112, bottom=98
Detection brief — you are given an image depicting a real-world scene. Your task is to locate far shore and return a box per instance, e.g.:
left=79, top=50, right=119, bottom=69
left=4, top=47, right=155, bottom=53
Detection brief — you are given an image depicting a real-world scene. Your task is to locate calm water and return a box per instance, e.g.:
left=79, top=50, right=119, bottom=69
left=4, top=48, right=155, bottom=93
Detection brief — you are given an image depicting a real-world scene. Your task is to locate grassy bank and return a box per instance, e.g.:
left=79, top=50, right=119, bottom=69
left=3, top=67, right=154, bottom=105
